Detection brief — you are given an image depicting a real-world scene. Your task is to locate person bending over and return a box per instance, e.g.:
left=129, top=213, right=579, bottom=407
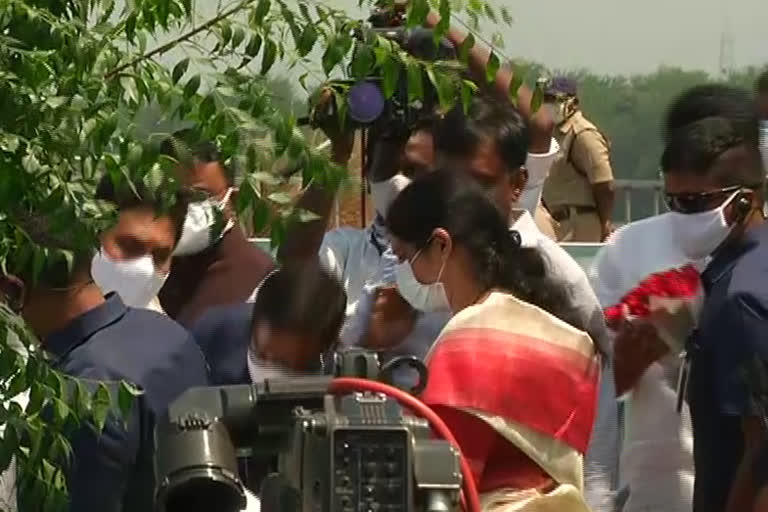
left=387, top=170, right=599, bottom=511
left=192, top=262, right=347, bottom=386
left=191, top=263, right=346, bottom=494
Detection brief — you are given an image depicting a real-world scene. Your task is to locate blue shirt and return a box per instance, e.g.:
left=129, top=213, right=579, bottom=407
left=45, top=294, right=209, bottom=512
left=689, top=223, right=768, bottom=512
left=191, top=302, right=253, bottom=386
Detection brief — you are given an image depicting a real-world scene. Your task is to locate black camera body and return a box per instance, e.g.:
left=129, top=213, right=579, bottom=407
left=301, top=25, right=456, bottom=136
left=154, top=350, right=461, bottom=512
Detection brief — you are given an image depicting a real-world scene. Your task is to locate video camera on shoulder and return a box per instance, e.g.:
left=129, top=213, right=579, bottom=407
left=299, top=3, right=456, bottom=136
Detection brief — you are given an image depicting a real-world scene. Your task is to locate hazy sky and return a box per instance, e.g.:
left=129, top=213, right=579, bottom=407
left=327, top=0, right=768, bottom=75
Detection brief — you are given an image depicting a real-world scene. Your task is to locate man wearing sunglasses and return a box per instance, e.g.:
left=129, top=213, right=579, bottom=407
left=660, top=112, right=768, bottom=512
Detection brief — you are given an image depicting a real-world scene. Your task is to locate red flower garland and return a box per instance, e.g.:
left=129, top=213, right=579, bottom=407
left=604, top=264, right=701, bottom=326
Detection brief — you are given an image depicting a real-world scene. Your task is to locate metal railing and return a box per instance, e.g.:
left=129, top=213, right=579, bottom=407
left=614, top=179, right=664, bottom=224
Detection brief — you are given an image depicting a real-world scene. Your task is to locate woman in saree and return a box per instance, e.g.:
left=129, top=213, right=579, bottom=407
left=386, top=170, right=599, bottom=511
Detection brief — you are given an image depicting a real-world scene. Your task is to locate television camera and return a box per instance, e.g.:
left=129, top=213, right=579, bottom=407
left=299, top=3, right=456, bottom=135
left=154, top=350, right=464, bottom=512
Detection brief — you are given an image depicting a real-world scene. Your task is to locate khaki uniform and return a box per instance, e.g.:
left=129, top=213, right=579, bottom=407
left=542, top=111, right=613, bottom=242
left=534, top=203, right=558, bottom=241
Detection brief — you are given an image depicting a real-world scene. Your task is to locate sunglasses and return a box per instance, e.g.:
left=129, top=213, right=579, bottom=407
left=664, top=185, right=746, bottom=215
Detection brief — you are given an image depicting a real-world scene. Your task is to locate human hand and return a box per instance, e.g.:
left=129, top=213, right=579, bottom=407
left=613, top=316, right=669, bottom=395
left=313, top=87, right=355, bottom=163
left=601, top=221, right=614, bottom=242
left=363, top=286, right=418, bottom=351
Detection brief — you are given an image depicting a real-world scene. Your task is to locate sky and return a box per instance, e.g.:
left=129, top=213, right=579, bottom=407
left=326, top=0, right=768, bottom=76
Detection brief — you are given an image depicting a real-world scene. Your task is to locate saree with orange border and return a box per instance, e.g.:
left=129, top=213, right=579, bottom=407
left=422, top=292, right=600, bottom=511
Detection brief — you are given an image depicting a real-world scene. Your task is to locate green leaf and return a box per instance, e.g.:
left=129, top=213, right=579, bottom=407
left=458, top=33, right=475, bottom=64
left=406, top=61, right=424, bottom=102
left=427, top=66, right=457, bottom=112
left=220, top=22, right=233, bottom=48
left=486, top=51, right=500, bottom=84
left=125, top=13, right=137, bottom=42
left=120, top=75, right=139, bottom=103
left=507, top=72, right=524, bottom=106
left=500, top=6, right=514, bottom=24
left=245, top=34, right=263, bottom=57
left=406, top=0, right=430, bottom=27
left=172, top=58, right=189, bottom=84
left=118, top=381, right=141, bottom=419
left=75, top=380, right=91, bottom=414
left=92, top=383, right=112, bottom=433
left=199, top=95, right=216, bottom=121
left=232, top=27, right=246, bottom=49
left=297, top=24, right=318, bottom=57
left=7, top=371, right=27, bottom=399
left=252, top=200, right=271, bottom=233
left=267, top=191, right=292, bottom=205
left=53, top=398, right=70, bottom=424
left=321, top=38, right=345, bottom=75
left=350, top=42, right=374, bottom=79
left=22, top=153, right=40, bottom=174
left=492, top=32, right=505, bottom=49
left=261, top=38, right=277, bottom=75
left=530, top=81, right=544, bottom=113
left=183, top=75, right=201, bottom=98
left=381, top=56, right=401, bottom=99
left=26, top=381, right=45, bottom=416
left=45, top=96, right=67, bottom=109
left=253, top=0, right=272, bottom=23
left=484, top=3, right=498, bottom=23
left=435, top=0, right=451, bottom=39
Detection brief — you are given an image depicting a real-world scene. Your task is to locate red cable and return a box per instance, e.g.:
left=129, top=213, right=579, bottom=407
left=328, top=377, right=482, bottom=512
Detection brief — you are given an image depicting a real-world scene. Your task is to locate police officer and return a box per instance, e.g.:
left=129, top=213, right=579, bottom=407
left=542, top=77, right=615, bottom=242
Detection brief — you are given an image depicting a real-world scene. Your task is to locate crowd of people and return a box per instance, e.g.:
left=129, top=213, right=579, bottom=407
left=3, top=6, right=768, bottom=512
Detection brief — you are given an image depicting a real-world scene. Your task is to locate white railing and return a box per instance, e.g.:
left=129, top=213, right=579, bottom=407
left=614, top=179, right=664, bottom=224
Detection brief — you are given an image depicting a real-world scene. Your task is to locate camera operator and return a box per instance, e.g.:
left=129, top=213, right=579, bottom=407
left=190, top=262, right=346, bottom=496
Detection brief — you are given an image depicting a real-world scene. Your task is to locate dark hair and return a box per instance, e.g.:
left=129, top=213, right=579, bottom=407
left=95, top=175, right=190, bottom=244
left=661, top=116, right=764, bottom=186
left=386, top=170, right=567, bottom=318
left=159, top=129, right=234, bottom=185
left=251, top=263, right=347, bottom=352
left=5, top=212, right=95, bottom=289
left=663, top=84, right=758, bottom=144
left=434, top=95, right=529, bottom=171
left=756, top=70, right=768, bottom=95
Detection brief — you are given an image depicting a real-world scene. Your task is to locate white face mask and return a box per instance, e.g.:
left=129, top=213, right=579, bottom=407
left=394, top=246, right=451, bottom=313
left=91, top=249, right=168, bottom=308
left=668, top=191, right=739, bottom=261
left=246, top=348, right=303, bottom=383
left=173, top=188, right=235, bottom=257
left=370, top=174, right=412, bottom=218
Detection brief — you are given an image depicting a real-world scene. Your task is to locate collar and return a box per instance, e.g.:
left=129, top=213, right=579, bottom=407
left=509, top=209, right=540, bottom=248
left=702, top=228, right=762, bottom=287
left=368, top=215, right=390, bottom=256
left=45, top=293, right=128, bottom=364
left=557, top=109, right=583, bottom=136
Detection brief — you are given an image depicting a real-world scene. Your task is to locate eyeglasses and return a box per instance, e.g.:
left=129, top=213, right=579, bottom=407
left=664, top=185, right=744, bottom=214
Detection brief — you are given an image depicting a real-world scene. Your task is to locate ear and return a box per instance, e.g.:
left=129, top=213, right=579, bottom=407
left=430, top=228, right=453, bottom=256
left=0, top=274, right=26, bottom=313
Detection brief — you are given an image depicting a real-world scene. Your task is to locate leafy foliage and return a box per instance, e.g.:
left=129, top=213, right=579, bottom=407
left=0, top=0, right=508, bottom=508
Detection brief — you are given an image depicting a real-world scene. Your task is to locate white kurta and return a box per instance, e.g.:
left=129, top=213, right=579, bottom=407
left=589, top=213, right=695, bottom=512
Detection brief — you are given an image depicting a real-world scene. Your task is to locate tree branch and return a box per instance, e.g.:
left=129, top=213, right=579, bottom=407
left=104, top=0, right=254, bottom=80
